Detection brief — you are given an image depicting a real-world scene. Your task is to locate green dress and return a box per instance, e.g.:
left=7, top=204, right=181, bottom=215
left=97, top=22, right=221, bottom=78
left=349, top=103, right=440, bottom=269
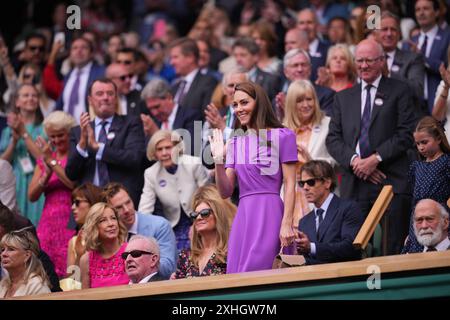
left=0, top=124, right=45, bottom=226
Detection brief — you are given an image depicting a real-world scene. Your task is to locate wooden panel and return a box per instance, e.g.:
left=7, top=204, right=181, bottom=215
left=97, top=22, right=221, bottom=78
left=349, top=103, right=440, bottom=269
left=353, top=185, right=393, bottom=250
left=21, top=250, right=450, bottom=300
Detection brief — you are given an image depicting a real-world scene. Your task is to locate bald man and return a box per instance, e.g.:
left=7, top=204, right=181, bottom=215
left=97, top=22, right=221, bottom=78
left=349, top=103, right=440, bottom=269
left=326, top=39, right=416, bottom=255
left=106, top=63, right=146, bottom=117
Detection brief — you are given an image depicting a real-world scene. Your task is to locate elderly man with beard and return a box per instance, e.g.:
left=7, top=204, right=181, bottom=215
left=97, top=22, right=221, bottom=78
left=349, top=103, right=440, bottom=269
left=409, top=199, right=450, bottom=252
left=123, top=235, right=164, bottom=284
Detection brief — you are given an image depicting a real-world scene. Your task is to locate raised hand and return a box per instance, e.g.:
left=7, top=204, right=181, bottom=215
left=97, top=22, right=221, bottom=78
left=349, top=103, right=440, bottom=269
left=36, top=136, right=52, bottom=163
left=439, top=63, right=450, bottom=87
left=208, top=128, right=225, bottom=164
left=140, top=114, right=158, bottom=137
left=205, top=103, right=226, bottom=131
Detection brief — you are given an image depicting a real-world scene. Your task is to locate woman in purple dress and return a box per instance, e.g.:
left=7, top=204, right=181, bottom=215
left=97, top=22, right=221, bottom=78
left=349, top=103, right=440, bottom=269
left=28, top=111, right=77, bottom=278
left=210, top=82, right=298, bottom=273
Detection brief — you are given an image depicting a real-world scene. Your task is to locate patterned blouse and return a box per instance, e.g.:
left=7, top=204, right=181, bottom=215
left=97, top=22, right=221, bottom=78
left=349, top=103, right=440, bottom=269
left=175, top=249, right=227, bottom=279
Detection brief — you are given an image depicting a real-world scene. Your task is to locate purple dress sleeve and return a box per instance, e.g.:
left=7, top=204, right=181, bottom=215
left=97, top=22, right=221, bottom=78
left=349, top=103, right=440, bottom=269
left=279, top=128, right=298, bottom=163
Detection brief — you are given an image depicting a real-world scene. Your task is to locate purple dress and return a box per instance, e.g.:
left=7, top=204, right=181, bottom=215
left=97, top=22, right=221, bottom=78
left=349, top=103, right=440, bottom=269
left=36, top=155, right=75, bottom=278
left=225, top=128, right=298, bottom=273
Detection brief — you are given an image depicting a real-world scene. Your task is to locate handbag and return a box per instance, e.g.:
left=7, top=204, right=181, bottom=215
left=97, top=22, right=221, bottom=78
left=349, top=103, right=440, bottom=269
left=272, top=246, right=306, bottom=269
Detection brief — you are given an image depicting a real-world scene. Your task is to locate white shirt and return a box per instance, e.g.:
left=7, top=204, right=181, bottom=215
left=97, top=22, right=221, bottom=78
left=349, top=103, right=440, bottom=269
left=386, top=50, right=396, bottom=75
left=175, top=69, right=199, bottom=103
left=423, top=237, right=450, bottom=252
left=128, top=213, right=139, bottom=236
left=309, top=38, right=320, bottom=57
left=310, top=193, right=335, bottom=255
left=63, top=62, right=93, bottom=123
left=119, top=95, right=127, bottom=115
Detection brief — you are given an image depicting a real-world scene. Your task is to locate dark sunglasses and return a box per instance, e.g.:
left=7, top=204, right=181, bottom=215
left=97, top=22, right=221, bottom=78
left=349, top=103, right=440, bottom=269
left=117, top=74, right=133, bottom=81
left=298, top=177, right=324, bottom=188
left=72, top=199, right=89, bottom=207
left=189, top=208, right=213, bottom=222
left=121, top=250, right=153, bottom=260
left=23, top=73, right=34, bottom=79
left=29, top=45, right=45, bottom=52
left=117, top=60, right=132, bottom=65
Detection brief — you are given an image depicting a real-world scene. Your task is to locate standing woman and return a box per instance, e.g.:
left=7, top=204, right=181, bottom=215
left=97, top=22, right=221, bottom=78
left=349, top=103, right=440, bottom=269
left=0, top=229, right=51, bottom=298
left=0, top=84, right=45, bottom=226
left=209, top=82, right=298, bottom=273
left=28, top=111, right=77, bottom=278
left=79, top=203, right=129, bottom=289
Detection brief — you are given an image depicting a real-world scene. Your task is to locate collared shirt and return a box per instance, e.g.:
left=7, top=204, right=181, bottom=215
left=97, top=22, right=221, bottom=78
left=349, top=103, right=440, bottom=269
left=423, top=237, right=450, bottom=252
left=128, top=213, right=139, bottom=236
left=63, top=61, right=93, bottom=123
left=419, top=25, right=439, bottom=58
left=129, top=272, right=158, bottom=284
left=181, top=68, right=199, bottom=98
left=166, top=103, right=179, bottom=130
left=309, top=38, right=319, bottom=57
left=247, top=67, right=258, bottom=82
left=119, top=95, right=127, bottom=115
left=310, top=192, right=335, bottom=255
left=386, top=50, right=396, bottom=74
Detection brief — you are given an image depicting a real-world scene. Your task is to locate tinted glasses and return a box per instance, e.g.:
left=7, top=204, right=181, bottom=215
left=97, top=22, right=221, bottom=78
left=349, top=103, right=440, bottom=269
left=73, top=199, right=89, bottom=207
left=189, top=208, right=213, bottom=222
left=121, top=250, right=153, bottom=260
left=298, top=177, right=324, bottom=188
left=28, top=45, right=45, bottom=52
left=116, top=74, right=133, bottom=81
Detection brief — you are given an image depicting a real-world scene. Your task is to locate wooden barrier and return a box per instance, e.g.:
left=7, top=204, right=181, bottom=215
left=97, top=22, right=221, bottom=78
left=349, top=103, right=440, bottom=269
left=353, top=185, right=393, bottom=250
left=21, top=250, right=450, bottom=300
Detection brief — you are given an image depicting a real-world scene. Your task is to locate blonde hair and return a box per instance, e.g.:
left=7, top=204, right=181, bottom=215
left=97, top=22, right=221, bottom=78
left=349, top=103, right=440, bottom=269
left=43, top=111, right=76, bottom=134
left=83, top=202, right=127, bottom=252
left=0, top=229, right=50, bottom=288
left=190, top=184, right=236, bottom=266
left=326, top=44, right=356, bottom=82
left=284, top=80, right=324, bottom=130
left=146, top=130, right=184, bottom=161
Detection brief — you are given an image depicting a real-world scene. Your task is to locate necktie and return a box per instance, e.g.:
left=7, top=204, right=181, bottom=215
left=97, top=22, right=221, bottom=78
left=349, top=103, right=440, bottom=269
left=316, top=208, right=324, bottom=232
left=426, top=246, right=437, bottom=252
left=359, top=84, right=372, bottom=158
left=420, top=35, right=428, bottom=57
left=97, top=120, right=110, bottom=187
left=68, top=70, right=81, bottom=116
left=174, top=80, right=187, bottom=105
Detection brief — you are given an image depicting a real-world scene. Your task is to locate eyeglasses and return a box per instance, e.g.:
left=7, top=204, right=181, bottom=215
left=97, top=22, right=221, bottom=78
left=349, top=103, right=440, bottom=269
left=121, top=250, right=154, bottom=260
left=116, top=74, right=133, bottom=81
left=117, top=60, right=133, bottom=65
left=28, top=46, right=45, bottom=52
left=355, top=56, right=383, bottom=66
left=72, top=199, right=89, bottom=207
left=189, top=208, right=213, bottom=222
left=298, top=177, right=324, bottom=188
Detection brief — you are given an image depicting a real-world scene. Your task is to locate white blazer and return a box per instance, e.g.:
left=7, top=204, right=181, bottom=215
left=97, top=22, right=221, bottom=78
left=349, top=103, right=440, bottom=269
left=138, top=155, right=210, bottom=227
left=307, top=116, right=337, bottom=167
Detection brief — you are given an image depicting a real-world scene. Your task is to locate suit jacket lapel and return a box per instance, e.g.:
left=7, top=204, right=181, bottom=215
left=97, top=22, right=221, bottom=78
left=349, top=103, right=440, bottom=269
left=370, top=77, right=388, bottom=126
left=317, top=195, right=339, bottom=242
left=107, top=115, right=121, bottom=146
left=303, top=211, right=318, bottom=243
left=349, top=84, right=362, bottom=148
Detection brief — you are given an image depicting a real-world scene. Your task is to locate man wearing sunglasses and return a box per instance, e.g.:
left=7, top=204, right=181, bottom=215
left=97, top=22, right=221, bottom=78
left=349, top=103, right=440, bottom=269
left=123, top=235, right=164, bottom=283
left=106, top=63, right=146, bottom=117
left=296, top=160, right=364, bottom=265
left=103, top=183, right=177, bottom=280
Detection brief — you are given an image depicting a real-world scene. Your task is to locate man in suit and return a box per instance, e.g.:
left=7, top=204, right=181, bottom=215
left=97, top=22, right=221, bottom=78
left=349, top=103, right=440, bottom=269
left=410, top=199, right=450, bottom=252
left=103, top=183, right=177, bottom=279
left=105, top=63, right=146, bottom=117
left=232, top=37, right=282, bottom=102
left=65, top=78, right=145, bottom=207
left=377, top=11, right=427, bottom=119
left=55, top=37, right=105, bottom=121
left=276, top=48, right=335, bottom=118
left=140, top=78, right=204, bottom=156
left=116, top=48, right=146, bottom=92
left=169, top=37, right=218, bottom=114
left=296, top=160, right=364, bottom=265
left=124, top=235, right=165, bottom=283
left=326, top=39, right=416, bottom=255
left=297, top=8, right=330, bottom=82
left=402, top=0, right=450, bottom=111
left=284, top=28, right=309, bottom=54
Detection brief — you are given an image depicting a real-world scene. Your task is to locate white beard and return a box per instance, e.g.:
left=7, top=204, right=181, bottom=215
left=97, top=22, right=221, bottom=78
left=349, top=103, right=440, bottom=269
left=414, top=226, right=443, bottom=247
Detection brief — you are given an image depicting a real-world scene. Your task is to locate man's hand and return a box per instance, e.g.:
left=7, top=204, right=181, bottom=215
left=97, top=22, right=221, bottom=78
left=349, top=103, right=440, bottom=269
left=367, top=168, right=386, bottom=185
left=140, top=114, right=158, bottom=137
left=78, top=112, right=90, bottom=150
left=315, top=66, right=331, bottom=86
left=86, top=123, right=99, bottom=152
left=295, top=231, right=311, bottom=254
left=406, top=40, right=419, bottom=54
left=352, top=154, right=380, bottom=180
left=205, top=103, right=226, bottom=130
left=275, top=92, right=286, bottom=120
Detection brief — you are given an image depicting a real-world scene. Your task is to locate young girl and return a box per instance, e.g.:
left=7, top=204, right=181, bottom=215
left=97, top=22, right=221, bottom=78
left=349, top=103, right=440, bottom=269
left=402, top=116, right=450, bottom=253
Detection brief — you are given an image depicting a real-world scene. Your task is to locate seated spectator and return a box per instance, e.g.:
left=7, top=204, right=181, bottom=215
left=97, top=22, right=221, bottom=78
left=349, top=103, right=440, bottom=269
left=0, top=201, right=60, bottom=291
left=315, top=44, right=356, bottom=92
left=172, top=185, right=236, bottom=279
left=250, top=20, right=282, bottom=76
left=138, top=130, right=209, bottom=251
left=66, top=183, right=103, bottom=270
left=0, top=159, right=18, bottom=213
left=143, top=39, right=176, bottom=83
left=410, top=199, right=450, bottom=252
left=0, top=229, right=51, bottom=297
left=296, top=160, right=364, bottom=265
left=284, top=28, right=309, bottom=54
left=0, top=84, right=45, bottom=226
left=27, top=111, right=76, bottom=278
left=284, top=80, right=336, bottom=224
left=123, top=235, right=164, bottom=283
left=79, top=202, right=129, bottom=289
left=327, top=17, right=352, bottom=46
left=103, top=182, right=177, bottom=279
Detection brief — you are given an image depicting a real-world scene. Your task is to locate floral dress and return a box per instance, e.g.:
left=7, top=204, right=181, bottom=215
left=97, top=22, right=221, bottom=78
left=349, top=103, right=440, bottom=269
left=174, top=250, right=226, bottom=279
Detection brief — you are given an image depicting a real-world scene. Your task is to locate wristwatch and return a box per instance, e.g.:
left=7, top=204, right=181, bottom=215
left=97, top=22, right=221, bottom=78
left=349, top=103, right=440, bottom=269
left=22, top=132, right=29, bottom=139
left=49, top=159, right=57, bottom=167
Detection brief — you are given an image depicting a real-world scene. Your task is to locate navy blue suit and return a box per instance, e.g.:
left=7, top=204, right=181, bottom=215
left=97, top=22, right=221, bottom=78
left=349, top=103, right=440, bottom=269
left=298, top=194, right=364, bottom=265
left=55, top=62, right=105, bottom=113
left=402, top=28, right=450, bottom=111
left=310, top=40, right=330, bottom=82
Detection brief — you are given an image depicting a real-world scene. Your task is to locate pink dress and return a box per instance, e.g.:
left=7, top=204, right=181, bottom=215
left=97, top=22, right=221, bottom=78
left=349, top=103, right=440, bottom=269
left=88, top=242, right=129, bottom=288
left=37, top=155, right=75, bottom=278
